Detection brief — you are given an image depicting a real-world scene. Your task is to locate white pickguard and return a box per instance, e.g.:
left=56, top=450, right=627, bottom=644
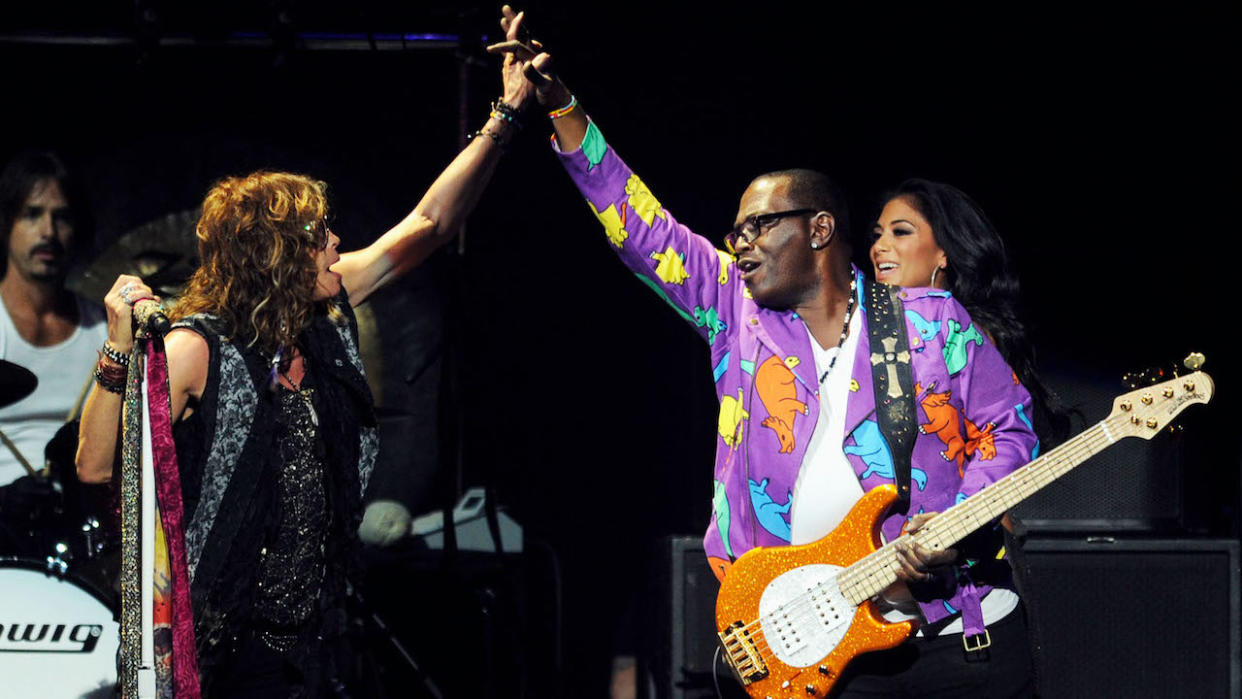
left=757, top=564, right=856, bottom=667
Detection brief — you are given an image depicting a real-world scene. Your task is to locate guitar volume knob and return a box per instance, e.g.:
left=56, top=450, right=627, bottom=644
left=805, top=686, right=818, bottom=695
left=1120, top=400, right=1132, bottom=411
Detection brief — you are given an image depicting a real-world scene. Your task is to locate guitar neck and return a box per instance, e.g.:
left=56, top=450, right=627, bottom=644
left=923, top=420, right=1121, bottom=551
left=838, top=417, right=1122, bottom=605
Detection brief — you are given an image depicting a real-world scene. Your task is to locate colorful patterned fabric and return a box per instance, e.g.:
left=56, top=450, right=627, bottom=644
left=147, top=342, right=200, bottom=698
left=118, top=340, right=202, bottom=698
left=153, top=506, right=173, bottom=697
left=554, top=121, right=1038, bottom=626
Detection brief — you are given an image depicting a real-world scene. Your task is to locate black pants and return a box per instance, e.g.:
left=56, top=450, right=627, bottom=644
left=829, top=607, right=1035, bottom=698
left=210, top=632, right=305, bottom=698
left=209, top=629, right=350, bottom=699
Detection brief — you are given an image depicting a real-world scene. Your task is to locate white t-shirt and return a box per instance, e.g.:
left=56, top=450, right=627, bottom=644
left=789, top=309, right=864, bottom=543
left=789, top=312, right=1017, bottom=635
left=0, top=295, right=107, bottom=485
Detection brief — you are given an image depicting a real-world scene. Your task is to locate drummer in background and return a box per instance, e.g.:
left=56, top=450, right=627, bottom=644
left=0, top=151, right=106, bottom=498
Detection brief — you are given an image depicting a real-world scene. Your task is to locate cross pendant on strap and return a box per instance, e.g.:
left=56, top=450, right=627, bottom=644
left=870, top=336, right=911, bottom=400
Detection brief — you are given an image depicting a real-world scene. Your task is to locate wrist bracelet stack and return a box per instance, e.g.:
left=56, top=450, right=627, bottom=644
left=470, top=98, right=527, bottom=150
left=490, top=99, right=525, bottom=129
left=548, top=94, right=578, bottom=120
left=100, top=341, right=130, bottom=367
left=95, top=342, right=130, bottom=394
left=94, top=363, right=127, bottom=394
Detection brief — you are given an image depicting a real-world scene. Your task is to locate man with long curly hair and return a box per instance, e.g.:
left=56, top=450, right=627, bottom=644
left=75, top=54, right=537, bottom=696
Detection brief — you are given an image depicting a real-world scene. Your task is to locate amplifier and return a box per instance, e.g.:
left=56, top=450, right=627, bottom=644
left=1017, top=537, right=1240, bottom=698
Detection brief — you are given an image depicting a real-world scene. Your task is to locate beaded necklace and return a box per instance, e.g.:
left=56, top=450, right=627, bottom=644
left=818, top=277, right=858, bottom=384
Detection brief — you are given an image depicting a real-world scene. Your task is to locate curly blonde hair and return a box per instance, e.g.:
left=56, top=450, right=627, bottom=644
left=171, top=171, right=331, bottom=355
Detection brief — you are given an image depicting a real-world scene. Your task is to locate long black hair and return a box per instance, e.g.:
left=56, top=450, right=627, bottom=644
left=890, top=178, right=1071, bottom=445
left=0, top=150, right=91, bottom=279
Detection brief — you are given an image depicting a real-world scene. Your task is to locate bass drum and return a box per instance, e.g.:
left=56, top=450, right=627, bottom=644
left=0, top=557, right=118, bottom=698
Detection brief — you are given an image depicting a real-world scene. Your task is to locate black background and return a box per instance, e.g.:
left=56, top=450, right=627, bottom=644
left=4, top=2, right=1235, bottom=695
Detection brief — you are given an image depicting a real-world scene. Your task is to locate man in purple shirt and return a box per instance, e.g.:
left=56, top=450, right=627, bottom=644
left=494, top=8, right=1037, bottom=696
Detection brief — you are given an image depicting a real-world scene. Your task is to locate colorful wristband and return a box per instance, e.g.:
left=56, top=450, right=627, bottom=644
left=548, top=94, right=578, bottom=120
left=490, top=99, right=524, bottom=128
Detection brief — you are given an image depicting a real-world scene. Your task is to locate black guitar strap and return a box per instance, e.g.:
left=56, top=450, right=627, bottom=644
left=863, top=278, right=918, bottom=514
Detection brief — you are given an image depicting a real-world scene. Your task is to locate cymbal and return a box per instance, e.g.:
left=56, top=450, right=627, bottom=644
left=68, top=209, right=200, bottom=304
left=0, top=360, right=37, bottom=408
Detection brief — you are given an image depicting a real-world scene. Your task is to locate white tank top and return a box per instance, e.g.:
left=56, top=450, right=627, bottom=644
left=0, top=295, right=107, bottom=485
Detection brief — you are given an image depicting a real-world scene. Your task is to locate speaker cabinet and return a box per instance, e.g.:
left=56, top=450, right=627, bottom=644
left=1010, top=370, right=1185, bottom=532
left=641, top=536, right=746, bottom=699
left=1018, top=537, right=1240, bottom=698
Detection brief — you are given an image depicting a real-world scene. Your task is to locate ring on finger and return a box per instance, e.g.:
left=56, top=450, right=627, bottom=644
left=119, top=284, right=138, bottom=305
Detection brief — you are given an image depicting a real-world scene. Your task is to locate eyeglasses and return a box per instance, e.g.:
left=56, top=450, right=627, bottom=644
left=724, top=208, right=818, bottom=253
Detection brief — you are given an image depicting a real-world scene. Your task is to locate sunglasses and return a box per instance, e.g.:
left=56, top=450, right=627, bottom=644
left=303, top=217, right=333, bottom=250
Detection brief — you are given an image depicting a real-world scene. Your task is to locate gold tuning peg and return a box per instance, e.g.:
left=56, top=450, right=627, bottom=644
left=1184, top=353, right=1206, bottom=371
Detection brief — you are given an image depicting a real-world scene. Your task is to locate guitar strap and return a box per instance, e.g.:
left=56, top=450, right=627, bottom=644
left=864, top=280, right=996, bottom=650
left=863, top=278, right=917, bottom=514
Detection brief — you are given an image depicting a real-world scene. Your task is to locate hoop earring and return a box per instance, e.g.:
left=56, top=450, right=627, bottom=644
left=929, top=266, right=942, bottom=288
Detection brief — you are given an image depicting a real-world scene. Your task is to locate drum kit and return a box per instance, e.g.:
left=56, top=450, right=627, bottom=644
left=1, top=362, right=120, bottom=697
left=0, top=210, right=200, bottom=697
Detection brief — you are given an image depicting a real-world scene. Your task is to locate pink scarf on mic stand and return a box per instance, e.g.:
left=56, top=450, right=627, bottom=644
left=145, top=342, right=200, bottom=698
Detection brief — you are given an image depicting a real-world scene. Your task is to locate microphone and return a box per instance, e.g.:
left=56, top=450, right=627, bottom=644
left=132, top=298, right=171, bottom=336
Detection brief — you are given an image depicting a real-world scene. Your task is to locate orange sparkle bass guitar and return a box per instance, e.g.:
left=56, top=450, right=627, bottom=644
left=716, top=364, right=1213, bottom=699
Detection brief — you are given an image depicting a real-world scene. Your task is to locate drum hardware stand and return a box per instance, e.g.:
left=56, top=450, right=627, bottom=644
left=45, top=540, right=71, bottom=575
left=346, top=580, right=444, bottom=699
left=44, top=511, right=103, bottom=576
left=80, top=515, right=106, bottom=557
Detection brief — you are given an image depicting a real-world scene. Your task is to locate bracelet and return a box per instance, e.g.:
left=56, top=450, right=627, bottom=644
left=93, top=365, right=126, bottom=395
left=548, top=94, right=578, bottom=120
left=96, top=357, right=127, bottom=382
left=468, top=128, right=506, bottom=149
left=490, top=99, right=524, bottom=128
left=100, top=342, right=131, bottom=367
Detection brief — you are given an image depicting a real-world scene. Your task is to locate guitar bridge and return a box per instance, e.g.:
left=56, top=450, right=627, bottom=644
left=718, top=621, right=769, bottom=685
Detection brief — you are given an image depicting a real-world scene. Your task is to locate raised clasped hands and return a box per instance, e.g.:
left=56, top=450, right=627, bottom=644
left=487, top=5, right=570, bottom=110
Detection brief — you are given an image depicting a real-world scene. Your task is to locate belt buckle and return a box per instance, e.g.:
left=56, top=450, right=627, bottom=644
left=962, top=630, right=992, bottom=652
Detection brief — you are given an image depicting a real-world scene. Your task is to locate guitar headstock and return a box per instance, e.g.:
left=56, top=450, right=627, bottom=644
left=1111, top=354, right=1213, bottom=440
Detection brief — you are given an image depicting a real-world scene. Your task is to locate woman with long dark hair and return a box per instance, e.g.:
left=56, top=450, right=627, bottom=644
left=871, top=179, right=1068, bottom=697
left=870, top=179, right=1068, bottom=443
